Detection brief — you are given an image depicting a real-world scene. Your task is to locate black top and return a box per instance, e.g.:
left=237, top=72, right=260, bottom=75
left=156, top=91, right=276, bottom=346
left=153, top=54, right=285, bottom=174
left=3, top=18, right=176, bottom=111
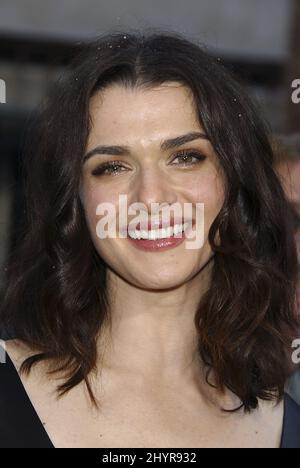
left=0, top=346, right=299, bottom=448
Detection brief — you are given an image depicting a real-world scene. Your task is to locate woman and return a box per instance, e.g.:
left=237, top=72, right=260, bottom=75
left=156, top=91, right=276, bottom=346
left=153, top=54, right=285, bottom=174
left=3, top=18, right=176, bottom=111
left=0, top=30, right=300, bottom=448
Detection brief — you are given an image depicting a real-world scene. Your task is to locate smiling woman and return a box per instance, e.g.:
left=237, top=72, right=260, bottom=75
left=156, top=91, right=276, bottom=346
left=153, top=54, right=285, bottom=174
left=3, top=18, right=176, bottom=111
left=0, top=30, right=300, bottom=448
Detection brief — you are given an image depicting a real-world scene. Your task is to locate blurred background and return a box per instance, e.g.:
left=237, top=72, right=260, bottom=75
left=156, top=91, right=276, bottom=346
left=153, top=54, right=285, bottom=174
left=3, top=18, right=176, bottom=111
left=0, top=0, right=299, bottom=289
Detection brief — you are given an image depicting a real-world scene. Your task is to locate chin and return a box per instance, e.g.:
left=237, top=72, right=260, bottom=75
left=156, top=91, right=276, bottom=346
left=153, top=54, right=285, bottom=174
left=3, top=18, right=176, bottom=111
left=130, top=268, right=196, bottom=290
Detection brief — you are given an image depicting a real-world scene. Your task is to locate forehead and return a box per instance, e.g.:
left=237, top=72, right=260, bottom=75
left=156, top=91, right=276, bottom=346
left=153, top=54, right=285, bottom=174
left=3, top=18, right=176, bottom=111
left=88, top=82, right=202, bottom=144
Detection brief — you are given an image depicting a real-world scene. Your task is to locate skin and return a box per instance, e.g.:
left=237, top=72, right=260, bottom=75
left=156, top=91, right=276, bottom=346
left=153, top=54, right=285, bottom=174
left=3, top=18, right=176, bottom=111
left=5, top=82, right=284, bottom=448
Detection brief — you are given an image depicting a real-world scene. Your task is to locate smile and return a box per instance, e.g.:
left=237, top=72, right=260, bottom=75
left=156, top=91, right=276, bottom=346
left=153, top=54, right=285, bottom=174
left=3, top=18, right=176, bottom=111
left=128, top=222, right=189, bottom=240
left=127, top=222, right=193, bottom=252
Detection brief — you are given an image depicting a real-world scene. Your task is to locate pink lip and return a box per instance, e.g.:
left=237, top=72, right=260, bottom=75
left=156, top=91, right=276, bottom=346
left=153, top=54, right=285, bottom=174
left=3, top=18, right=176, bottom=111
left=128, top=233, right=186, bottom=252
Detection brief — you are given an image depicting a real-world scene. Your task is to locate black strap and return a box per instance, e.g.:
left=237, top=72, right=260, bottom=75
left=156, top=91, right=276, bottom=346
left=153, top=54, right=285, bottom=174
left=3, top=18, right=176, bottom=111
left=280, top=393, right=300, bottom=448
left=0, top=345, right=54, bottom=448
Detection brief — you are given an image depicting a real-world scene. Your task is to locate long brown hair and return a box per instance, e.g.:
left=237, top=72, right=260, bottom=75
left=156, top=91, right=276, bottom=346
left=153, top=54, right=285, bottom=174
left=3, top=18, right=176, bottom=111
left=1, top=29, right=299, bottom=412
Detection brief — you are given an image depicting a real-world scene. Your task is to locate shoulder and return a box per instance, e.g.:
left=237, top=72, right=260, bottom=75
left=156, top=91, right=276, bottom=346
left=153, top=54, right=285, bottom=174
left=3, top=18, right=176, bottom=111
left=286, top=371, right=300, bottom=406
left=281, top=393, right=300, bottom=448
left=0, top=340, right=55, bottom=448
left=1, top=339, right=36, bottom=369
left=0, top=339, right=54, bottom=395
left=0, top=339, right=35, bottom=394
left=0, top=338, right=65, bottom=403
left=281, top=371, right=300, bottom=429
left=284, top=392, right=300, bottom=422
left=280, top=371, right=300, bottom=448
left=1, top=339, right=69, bottom=396
left=0, top=340, right=34, bottom=447
left=1, top=339, right=56, bottom=377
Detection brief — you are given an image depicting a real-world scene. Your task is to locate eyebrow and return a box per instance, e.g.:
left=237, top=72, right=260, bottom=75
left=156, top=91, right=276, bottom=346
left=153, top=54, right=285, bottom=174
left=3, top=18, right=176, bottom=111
left=83, top=131, right=209, bottom=163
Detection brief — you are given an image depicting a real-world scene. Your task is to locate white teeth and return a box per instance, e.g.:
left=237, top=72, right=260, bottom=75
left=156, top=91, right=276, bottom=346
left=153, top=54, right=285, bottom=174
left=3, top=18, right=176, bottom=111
left=128, top=223, right=189, bottom=240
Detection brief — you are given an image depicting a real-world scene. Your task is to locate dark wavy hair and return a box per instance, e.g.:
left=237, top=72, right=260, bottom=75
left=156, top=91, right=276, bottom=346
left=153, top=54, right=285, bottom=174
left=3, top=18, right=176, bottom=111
left=1, top=29, right=299, bottom=412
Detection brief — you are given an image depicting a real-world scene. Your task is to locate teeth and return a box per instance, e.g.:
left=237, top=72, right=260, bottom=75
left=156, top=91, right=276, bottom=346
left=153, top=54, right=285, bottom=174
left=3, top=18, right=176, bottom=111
left=128, top=223, right=189, bottom=240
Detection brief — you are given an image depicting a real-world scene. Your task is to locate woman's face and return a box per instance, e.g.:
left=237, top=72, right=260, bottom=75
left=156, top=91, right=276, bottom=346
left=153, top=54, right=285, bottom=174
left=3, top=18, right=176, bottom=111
left=80, top=82, right=225, bottom=289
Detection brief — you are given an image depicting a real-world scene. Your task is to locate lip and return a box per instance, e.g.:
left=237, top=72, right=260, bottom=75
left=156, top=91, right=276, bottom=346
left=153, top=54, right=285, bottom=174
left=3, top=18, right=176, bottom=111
left=126, top=221, right=194, bottom=252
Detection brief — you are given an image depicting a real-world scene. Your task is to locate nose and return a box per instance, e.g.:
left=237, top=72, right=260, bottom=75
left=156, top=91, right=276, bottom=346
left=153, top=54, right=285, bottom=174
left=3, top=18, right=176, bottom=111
left=133, top=165, right=177, bottom=211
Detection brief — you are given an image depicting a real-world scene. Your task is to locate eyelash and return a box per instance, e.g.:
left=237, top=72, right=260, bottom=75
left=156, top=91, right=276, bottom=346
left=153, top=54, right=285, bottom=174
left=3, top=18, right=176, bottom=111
left=91, top=150, right=206, bottom=177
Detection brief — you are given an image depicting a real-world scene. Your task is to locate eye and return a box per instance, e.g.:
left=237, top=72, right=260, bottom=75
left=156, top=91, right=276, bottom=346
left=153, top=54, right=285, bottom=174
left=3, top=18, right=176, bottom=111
left=91, top=161, right=129, bottom=177
left=171, top=150, right=206, bottom=167
left=90, top=150, right=207, bottom=177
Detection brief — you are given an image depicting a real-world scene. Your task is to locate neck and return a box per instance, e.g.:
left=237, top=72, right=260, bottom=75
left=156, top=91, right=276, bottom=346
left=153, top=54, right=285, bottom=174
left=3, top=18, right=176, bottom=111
left=97, top=258, right=213, bottom=382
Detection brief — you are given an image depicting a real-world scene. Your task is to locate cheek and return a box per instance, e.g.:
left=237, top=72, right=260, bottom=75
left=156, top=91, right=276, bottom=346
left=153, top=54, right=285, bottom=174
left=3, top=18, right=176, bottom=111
left=81, top=184, right=121, bottom=233
left=185, top=172, right=225, bottom=223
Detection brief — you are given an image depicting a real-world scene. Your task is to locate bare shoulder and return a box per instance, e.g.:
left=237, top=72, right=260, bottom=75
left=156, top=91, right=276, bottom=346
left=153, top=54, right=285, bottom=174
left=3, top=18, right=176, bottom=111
left=4, top=339, right=37, bottom=369
left=3, top=339, right=55, bottom=387
left=3, top=339, right=71, bottom=390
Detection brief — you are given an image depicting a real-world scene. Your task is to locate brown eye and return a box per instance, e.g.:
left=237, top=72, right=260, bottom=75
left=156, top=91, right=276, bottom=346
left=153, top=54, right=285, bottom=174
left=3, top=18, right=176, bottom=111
left=172, top=150, right=206, bottom=166
left=91, top=162, right=128, bottom=176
